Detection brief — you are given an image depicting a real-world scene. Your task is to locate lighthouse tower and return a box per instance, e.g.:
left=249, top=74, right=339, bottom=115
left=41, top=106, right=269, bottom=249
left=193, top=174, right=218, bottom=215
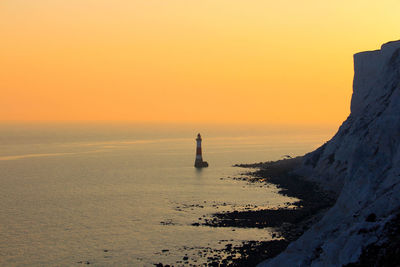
left=194, top=133, right=208, bottom=168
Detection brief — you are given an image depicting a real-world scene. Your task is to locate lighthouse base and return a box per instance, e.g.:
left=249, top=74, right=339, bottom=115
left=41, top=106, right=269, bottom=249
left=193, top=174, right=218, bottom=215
left=194, top=160, right=209, bottom=168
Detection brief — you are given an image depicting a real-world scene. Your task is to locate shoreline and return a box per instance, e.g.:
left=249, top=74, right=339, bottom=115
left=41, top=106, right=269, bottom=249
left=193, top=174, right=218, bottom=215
left=198, top=157, right=336, bottom=266
left=155, top=157, right=337, bottom=267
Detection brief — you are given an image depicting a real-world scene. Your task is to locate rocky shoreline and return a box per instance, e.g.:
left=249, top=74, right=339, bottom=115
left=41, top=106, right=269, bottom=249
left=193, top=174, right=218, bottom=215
left=155, top=157, right=336, bottom=267
left=156, top=40, right=400, bottom=267
left=195, top=157, right=336, bottom=266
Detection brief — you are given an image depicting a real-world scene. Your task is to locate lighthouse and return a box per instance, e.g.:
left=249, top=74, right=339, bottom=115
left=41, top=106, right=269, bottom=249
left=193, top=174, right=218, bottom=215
left=194, top=133, right=209, bottom=168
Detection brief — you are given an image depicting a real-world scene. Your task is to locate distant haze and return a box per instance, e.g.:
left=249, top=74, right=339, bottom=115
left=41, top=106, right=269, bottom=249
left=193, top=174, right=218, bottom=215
left=1, top=1, right=399, bottom=124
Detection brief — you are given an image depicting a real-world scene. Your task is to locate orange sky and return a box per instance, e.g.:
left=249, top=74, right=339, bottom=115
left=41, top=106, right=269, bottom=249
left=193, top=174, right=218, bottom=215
left=1, top=1, right=399, bottom=125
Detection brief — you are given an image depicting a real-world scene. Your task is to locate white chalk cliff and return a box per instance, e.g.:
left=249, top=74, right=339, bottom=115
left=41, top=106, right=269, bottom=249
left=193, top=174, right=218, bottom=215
left=259, top=40, right=400, bottom=266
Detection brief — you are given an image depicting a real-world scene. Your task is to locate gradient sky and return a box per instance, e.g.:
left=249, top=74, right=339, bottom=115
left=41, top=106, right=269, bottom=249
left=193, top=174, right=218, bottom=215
left=1, top=1, right=399, bottom=125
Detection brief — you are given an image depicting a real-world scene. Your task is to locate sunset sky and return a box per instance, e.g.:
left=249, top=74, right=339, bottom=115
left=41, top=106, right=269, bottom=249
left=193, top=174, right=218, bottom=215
left=1, top=1, right=399, bottom=125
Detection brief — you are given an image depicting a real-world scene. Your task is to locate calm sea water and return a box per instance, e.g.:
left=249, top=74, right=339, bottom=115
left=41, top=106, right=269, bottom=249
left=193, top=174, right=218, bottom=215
left=0, top=123, right=335, bottom=266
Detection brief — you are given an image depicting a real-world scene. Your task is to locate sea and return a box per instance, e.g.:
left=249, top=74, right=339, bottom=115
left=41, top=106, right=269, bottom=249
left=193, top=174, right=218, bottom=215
left=0, top=123, right=335, bottom=266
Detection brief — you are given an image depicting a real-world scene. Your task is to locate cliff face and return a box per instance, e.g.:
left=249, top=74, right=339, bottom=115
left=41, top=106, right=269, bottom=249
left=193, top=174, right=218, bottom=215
left=261, top=40, right=400, bottom=266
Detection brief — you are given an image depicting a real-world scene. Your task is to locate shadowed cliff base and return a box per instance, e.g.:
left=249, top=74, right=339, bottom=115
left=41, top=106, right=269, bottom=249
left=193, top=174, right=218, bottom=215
left=344, top=210, right=400, bottom=267
left=191, top=157, right=336, bottom=266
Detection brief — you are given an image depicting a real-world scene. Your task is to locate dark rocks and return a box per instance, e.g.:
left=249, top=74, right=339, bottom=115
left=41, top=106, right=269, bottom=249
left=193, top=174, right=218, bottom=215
left=77, top=261, right=91, bottom=265
left=327, top=153, right=335, bottom=164
left=196, top=157, right=336, bottom=266
left=366, top=213, right=377, bottom=222
left=345, top=211, right=400, bottom=267
left=195, top=160, right=208, bottom=168
left=160, top=219, right=174, bottom=225
left=200, top=159, right=335, bottom=231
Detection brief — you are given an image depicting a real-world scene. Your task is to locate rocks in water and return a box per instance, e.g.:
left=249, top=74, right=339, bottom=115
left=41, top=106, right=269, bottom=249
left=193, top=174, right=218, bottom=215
left=160, top=219, right=174, bottom=225
left=194, top=160, right=209, bottom=168
left=77, top=261, right=91, bottom=265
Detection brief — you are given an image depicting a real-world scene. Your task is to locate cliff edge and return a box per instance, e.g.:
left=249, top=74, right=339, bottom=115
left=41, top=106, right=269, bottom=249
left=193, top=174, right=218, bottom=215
left=259, top=40, right=400, bottom=266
